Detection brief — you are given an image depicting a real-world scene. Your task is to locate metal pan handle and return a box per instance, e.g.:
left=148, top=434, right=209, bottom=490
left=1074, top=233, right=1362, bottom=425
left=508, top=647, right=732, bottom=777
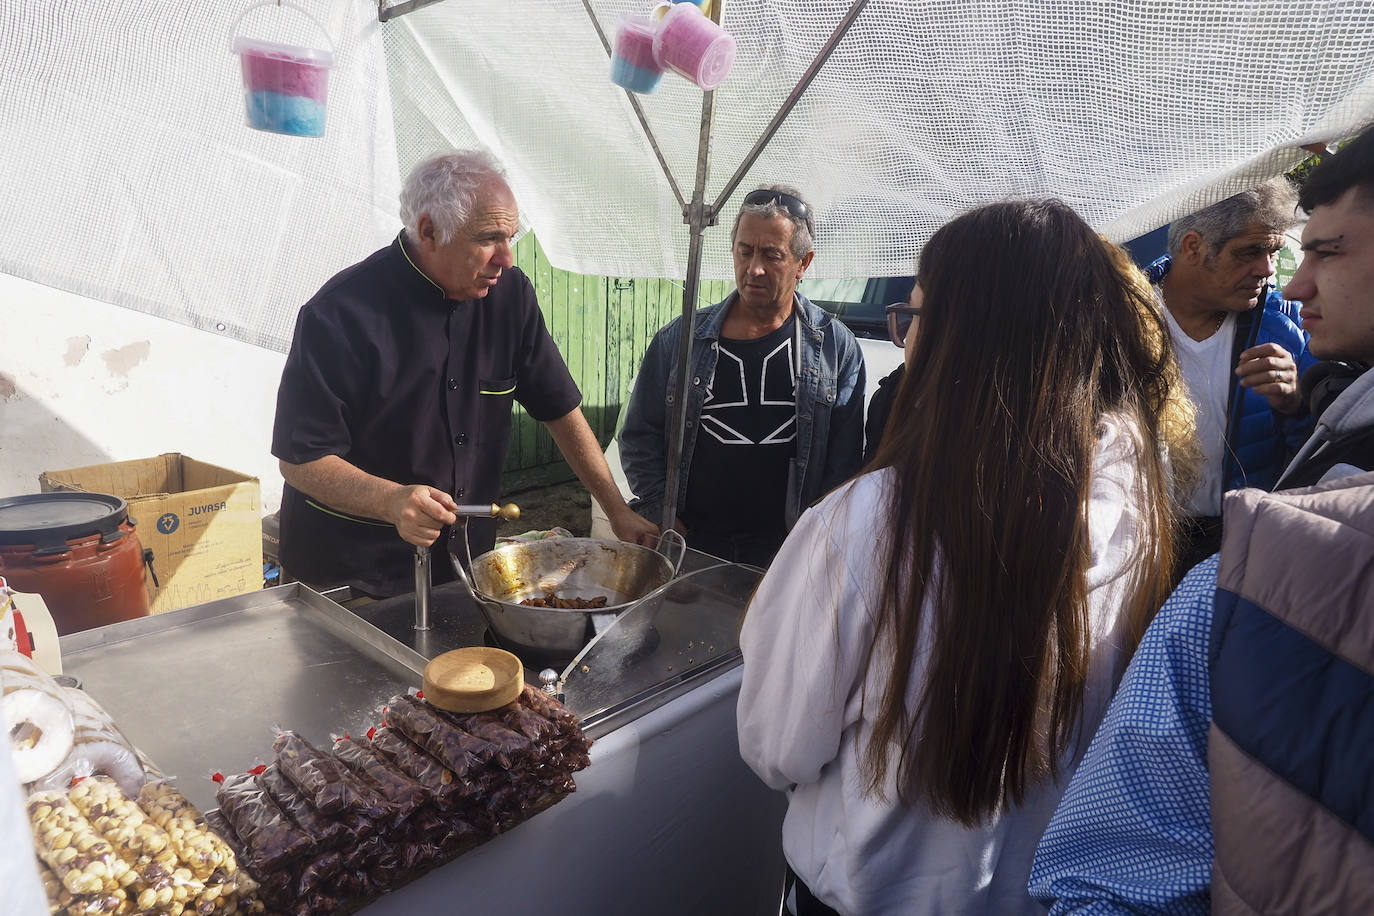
left=447, top=520, right=499, bottom=614
left=655, top=528, right=687, bottom=575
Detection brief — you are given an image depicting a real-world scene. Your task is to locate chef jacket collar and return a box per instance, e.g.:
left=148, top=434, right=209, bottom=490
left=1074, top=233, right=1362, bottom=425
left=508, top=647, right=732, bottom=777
left=391, top=231, right=451, bottom=303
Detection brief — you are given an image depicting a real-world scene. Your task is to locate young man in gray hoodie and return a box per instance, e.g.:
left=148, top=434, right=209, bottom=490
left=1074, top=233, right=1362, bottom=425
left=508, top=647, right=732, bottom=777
left=1273, top=128, right=1374, bottom=485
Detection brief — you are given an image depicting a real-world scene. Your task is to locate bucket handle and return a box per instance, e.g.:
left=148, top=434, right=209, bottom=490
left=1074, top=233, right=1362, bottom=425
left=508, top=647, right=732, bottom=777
left=655, top=528, right=687, bottom=575
left=229, top=1, right=336, bottom=55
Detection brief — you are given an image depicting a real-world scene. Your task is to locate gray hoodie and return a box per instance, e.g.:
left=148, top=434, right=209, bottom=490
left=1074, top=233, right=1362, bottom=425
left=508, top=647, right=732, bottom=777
left=1277, top=367, right=1374, bottom=488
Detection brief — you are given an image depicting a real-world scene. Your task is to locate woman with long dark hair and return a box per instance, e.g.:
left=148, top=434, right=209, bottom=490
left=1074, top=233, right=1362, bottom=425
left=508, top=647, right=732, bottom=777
left=737, top=199, right=1185, bottom=915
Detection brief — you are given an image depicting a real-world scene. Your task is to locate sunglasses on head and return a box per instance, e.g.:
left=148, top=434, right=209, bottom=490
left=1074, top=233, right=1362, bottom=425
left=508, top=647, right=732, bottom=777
left=885, top=302, right=922, bottom=348
left=743, top=189, right=814, bottom=235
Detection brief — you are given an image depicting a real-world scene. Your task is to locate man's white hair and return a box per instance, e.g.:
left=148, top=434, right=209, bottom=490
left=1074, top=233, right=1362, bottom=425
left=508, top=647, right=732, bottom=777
left=399, top=150, right=507, bottom=244
left=1166, top=178, right=1299, bottom=259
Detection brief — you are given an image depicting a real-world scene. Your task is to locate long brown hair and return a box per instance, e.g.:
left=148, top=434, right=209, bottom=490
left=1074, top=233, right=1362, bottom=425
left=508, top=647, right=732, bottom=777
left=863, top=199, right=1179, bottom=824
left=1103, top=239, right=1203, bottom=504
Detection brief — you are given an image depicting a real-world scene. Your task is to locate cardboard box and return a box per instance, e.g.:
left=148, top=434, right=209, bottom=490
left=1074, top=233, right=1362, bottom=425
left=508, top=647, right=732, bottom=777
left=40, top=454, right=262, bottom=615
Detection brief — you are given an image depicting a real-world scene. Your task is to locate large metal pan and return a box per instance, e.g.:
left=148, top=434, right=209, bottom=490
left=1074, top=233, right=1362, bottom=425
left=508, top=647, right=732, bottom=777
left=449, top=531, right=686, bottom=656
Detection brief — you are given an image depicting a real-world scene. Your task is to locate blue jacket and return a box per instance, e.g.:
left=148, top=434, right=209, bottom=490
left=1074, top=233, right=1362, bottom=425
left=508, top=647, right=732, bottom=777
left=1148, top=255, right=1316, bottom=494
left=618, top=291, right=865, bottom=529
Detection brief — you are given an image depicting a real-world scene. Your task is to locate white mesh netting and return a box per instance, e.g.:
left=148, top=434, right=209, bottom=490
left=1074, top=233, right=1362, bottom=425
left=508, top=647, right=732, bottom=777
left=0, top=1, right=399, bottom=352
left=3, top=0, right=1374, bottom=353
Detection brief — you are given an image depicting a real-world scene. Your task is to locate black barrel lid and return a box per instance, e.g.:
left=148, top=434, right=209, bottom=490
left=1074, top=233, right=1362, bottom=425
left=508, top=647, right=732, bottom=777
left=0, top=492, right=130, bottom=552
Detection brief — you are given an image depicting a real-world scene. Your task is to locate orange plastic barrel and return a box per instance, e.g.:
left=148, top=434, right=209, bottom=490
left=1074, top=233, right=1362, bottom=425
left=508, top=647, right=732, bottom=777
left=0, top=493, right=152, bottom=636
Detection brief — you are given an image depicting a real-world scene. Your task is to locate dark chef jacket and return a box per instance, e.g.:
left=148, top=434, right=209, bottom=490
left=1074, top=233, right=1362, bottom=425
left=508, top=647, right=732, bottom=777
left=271, top=234, right=581, bottom=597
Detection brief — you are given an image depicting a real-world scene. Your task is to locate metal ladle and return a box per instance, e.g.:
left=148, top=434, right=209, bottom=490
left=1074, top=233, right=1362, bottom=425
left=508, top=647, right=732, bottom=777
left=414, top=503, right=519, bottom=631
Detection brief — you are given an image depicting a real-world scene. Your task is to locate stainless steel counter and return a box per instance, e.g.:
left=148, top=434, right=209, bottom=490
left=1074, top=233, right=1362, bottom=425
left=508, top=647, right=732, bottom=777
left=59, top=585, right=428, bottom=812
left=352, top=549, right=761, bottom=736
left=58, top=549, right=761, bottom=813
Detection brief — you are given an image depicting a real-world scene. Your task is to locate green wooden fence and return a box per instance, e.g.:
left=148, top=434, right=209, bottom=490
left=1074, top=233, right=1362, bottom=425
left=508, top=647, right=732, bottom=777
left=501, top=232, right=734, bottom=490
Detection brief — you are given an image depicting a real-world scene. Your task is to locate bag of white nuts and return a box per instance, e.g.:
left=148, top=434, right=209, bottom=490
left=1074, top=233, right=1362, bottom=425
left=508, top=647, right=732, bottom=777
left=28, top=776, right=260, bottom=915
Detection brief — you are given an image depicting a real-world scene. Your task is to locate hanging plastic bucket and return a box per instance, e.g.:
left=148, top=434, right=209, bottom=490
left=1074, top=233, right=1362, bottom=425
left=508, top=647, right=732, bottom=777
left=652, top=2, right=736, bottom=91
left=610, top=16, right=665, bottom=94
left=230, top=2, right=335, bottom=138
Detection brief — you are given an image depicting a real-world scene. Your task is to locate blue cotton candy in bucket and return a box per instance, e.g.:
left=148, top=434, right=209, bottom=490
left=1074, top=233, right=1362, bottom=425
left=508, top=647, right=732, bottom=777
left=233, top=36, right=333, bottom=137
left=611, top=16, right=664, bottom=94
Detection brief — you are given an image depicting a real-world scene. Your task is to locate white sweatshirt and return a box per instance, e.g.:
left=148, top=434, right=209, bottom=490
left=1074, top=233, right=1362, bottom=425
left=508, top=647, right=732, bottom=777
left=737, top=415, right=1148, bottom=916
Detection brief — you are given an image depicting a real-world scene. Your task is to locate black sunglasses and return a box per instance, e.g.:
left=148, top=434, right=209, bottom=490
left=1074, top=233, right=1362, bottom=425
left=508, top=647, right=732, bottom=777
left=885, top=302, right=922, bottom=348
left=743, top=189, right=814, bottom=235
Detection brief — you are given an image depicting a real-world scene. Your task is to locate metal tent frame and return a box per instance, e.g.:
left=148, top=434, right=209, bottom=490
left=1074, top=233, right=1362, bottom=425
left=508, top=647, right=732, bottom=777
left=574, top=0, right=873, bottom=533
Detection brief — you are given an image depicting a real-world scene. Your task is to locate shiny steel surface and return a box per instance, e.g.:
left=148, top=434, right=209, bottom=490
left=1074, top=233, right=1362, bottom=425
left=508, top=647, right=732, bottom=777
left=414, top=545, right=431, bottom=631
left=453, top=535, right=685, bottom=655
left=562, top=562, right=762, bottom=737
left=59, top=584, right=428, bottom=813
left=54, top=547, right=756, bottom=822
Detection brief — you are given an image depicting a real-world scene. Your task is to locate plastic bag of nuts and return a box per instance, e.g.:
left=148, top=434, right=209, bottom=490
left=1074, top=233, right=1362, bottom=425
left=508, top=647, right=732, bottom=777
left=201, top=810, right=274, bottom=914
left=35, top=856, right=128, bottom=914
left=27, top=790, right=132, bottom=898
left=139, top=780, right=261, bottom=915
left=138, top=780, right=251, bottom=890
left=69, top=776, right=205, bottom=913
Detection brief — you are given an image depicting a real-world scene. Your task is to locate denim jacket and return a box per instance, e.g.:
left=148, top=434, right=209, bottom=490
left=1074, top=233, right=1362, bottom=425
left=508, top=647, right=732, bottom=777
left=618, top=291, right=866, bottom=529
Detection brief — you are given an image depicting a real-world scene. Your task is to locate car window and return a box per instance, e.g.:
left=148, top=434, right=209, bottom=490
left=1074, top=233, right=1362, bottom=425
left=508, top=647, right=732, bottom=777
left=803, top=275, right=916, bottom=339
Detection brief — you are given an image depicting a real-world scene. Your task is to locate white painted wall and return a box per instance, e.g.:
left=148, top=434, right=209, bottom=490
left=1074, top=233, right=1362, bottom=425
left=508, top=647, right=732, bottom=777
left=0, top=274, right=287, bottom=514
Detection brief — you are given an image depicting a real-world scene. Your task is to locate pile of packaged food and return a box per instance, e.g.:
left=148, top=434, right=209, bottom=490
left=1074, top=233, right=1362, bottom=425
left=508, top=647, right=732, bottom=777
left=211, top=686, right=593, bottom=915
left=3, top=650, right=261, bottom=915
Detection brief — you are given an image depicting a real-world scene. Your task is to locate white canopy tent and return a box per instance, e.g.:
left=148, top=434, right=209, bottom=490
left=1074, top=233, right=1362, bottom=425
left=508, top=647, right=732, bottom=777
left=3, top=0, right=1373, bottom=355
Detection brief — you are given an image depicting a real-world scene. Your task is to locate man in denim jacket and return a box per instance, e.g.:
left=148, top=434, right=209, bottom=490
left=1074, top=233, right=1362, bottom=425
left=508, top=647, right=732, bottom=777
left=618, top=187, right=865, bottom=567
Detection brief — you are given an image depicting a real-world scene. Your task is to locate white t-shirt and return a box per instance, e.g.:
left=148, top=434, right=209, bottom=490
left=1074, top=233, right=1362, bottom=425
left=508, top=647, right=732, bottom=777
left=1165, top=308, right=1237, bottom=516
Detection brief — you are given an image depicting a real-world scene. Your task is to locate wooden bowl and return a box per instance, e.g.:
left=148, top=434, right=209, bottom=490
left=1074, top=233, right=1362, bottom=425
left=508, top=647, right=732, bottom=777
left=422, top=647, right=523, bottom=713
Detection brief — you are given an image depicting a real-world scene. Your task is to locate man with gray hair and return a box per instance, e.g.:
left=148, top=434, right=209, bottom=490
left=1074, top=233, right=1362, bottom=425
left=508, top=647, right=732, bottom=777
left=272, top=150, right=657, bottom=598
left=618, top=187, right=865, bottom=567
left=1150, top=179, right=1316, bottom=576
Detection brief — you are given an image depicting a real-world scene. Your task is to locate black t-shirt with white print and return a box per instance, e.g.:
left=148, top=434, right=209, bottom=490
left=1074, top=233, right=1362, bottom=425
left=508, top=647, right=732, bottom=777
left=683, top=315, right=797, bottom=543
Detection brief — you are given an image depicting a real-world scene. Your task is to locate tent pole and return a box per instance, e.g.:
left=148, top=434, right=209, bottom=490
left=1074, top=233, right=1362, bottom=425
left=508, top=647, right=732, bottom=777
left=660, top=0, right=727, bottom=537
left=661, top=84, right=718, bottom=536
left=661, top=0, right=867, bottom=537
left=711, top=0, right=870, bottom=211
left=378, top=0, right=449, bottom=22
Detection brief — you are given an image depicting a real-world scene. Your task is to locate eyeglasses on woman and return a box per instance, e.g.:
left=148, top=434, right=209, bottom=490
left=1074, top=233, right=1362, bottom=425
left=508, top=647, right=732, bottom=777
left=885, top=302, right=922, bottom=348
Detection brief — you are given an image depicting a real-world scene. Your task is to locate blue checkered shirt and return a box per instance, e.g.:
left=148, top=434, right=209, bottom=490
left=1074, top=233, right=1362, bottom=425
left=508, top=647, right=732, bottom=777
left=1028, top=556, right=1219, bottom=914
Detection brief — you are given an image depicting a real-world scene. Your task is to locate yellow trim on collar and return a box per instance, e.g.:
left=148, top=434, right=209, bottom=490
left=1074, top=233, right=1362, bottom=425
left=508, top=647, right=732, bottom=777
left=397, top=232, right=445, bottom=294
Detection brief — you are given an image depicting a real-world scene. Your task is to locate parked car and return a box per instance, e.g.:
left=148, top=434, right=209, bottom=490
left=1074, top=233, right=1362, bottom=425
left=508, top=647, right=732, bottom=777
left=801, top=276, right=915, bottom=341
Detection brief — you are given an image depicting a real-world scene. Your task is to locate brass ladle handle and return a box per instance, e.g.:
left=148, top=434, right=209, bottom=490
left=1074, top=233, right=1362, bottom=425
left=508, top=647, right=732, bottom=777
left=453, top=503, right=520, bottom=520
